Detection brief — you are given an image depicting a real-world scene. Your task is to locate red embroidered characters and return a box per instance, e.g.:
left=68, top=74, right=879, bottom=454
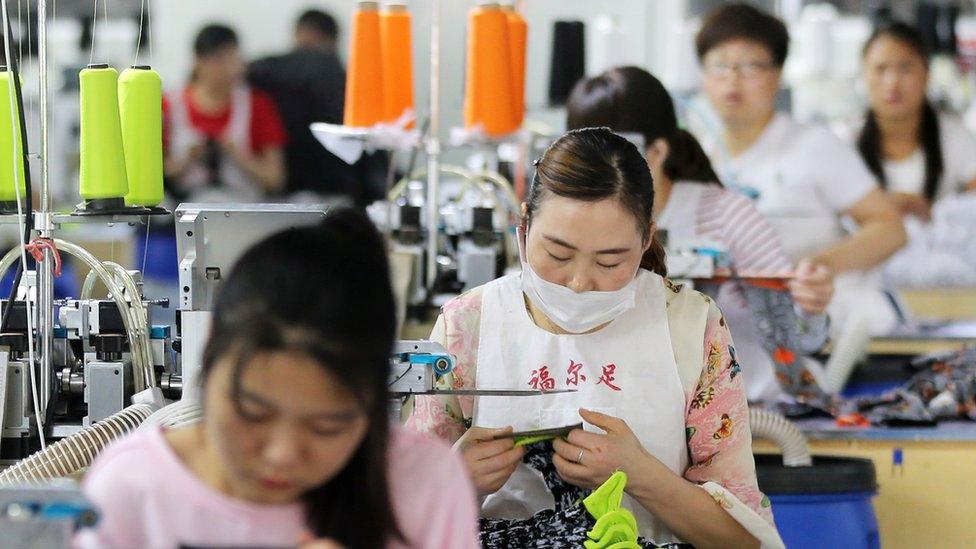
left=566, top=360, right=587, bottom=387
left=528, top=365, right=556, bottom=391
left=597, top=363, right=621, bottom=391
left=528, top=361, right=623, bottom=391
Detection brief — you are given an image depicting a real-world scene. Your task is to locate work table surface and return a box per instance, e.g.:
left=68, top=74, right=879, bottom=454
left=791, top=418, right=976, bottom=442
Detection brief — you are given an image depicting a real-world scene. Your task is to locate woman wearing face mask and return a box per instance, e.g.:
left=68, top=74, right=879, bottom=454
left=566, top=66, right=834, bottom=404
left=77, top=210, right=480, bottom=549
left=694, top=3, right=907, bottom=341
left=165, top=24, right=287, bottom=203
left=407, top=129, right=783, bottom=548
left=853, top=22, right=976, bottom=221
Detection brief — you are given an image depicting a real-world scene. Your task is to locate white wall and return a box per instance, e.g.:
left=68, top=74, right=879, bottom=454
left=153, top=0, right=682, bottom=139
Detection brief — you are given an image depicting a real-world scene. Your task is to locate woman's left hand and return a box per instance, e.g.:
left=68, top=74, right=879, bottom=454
left=552, top=409, right=658, bottom=490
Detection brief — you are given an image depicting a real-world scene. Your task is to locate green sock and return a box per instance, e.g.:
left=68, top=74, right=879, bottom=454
left=583, top=471, right=628, bottom=518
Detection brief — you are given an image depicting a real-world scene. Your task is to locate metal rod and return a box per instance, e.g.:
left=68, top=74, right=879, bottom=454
left=37, top=0, right=53, bottom=415
left=39, top=0, right=48, bottom=213
left=424, top=0, right=441, bottom=290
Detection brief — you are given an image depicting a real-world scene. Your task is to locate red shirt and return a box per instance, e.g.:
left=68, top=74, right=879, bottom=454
left=162, top=87, right=287, bottom=154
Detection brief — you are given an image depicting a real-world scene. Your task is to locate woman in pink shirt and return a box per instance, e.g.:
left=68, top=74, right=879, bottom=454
left=76, top=209, right=480, bottom=549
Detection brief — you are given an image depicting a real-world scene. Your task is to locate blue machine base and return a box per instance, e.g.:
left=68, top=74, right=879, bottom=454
left=769, top=492, right=880, bottom=549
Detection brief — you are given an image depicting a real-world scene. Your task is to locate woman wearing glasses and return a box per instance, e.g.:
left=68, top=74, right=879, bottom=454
left=694, top=4, right=907, bottom=346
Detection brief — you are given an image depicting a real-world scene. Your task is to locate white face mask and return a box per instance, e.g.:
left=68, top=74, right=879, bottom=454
left=517, top=227, right=639, bottom=334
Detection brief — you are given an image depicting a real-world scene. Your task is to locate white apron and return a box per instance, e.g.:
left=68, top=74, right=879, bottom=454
left=473, top=270, right=688, bottom=542
left=169, top=86, right=261, bottom=203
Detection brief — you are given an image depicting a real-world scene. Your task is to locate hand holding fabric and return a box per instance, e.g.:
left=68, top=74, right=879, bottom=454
left=552, top=409, right=660, bottom=492
left=454, top=426, right=526, bottom=497
left=789, top=259, right=834, bottom=314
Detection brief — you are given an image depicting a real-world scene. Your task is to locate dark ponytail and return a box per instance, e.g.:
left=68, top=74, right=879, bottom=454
left=528, top=128, right=667, bottom=277
left=663, top=129, right=722, bottom=185
left=640, top=237, right=669, bottom=276
left=919, top=101, right=944, bottom=201
left=858, top=22, right=944, bottom=201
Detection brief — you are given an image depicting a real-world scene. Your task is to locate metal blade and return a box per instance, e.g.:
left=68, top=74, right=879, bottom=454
left=401, top=388, right=578, bottom=397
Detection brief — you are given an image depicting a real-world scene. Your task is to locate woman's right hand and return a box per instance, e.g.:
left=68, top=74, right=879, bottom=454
left=891, top=192, right=932, bottom=221
left=453, top=426, right=526, bottom=497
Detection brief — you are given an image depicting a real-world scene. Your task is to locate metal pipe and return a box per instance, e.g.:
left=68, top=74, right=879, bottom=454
left=39, top=0, right=49, bottom=214
left=424, top=0, right=441, bottom=291
left=37, top=0, right=53, bottom=421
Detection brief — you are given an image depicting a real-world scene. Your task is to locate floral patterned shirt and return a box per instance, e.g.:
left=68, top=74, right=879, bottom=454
left=405, top=278, right=785, bottom=547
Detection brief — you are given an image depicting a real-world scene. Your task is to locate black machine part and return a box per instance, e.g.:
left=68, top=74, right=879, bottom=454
left=94, top=334, right=127, bottom=362
left=754, top=454, right=877, bottom=495
left=0, top=332, right=28, bottom=355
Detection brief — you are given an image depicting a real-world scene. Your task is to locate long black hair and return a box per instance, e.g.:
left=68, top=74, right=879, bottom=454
left=528, top=127, right=668, bottom=276
left=858, top=22, right=943, bottom=201
left=201, top=208, right=402, bottom=547
left=566, top=66, right=722, bottom=186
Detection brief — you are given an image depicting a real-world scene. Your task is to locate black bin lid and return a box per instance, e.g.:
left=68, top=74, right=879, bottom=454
left=755, top=454, right=878, bottom=495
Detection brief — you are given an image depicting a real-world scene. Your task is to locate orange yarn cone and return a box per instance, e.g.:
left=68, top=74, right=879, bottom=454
left=344, top=1, right=384, bottom=127
left=503, top=4, right=527, bottom=130
left=463, top=3, right=517, bottom=137
left=380, top=3, right=414, bottom=126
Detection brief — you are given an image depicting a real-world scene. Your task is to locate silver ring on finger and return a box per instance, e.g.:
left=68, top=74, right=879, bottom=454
left=576, top=449, right=585, bottom=465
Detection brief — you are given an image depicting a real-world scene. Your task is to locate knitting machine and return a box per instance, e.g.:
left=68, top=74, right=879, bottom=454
left=0, top=237, right=175, bottom=461
left=368, top=164, right=521, bottom=315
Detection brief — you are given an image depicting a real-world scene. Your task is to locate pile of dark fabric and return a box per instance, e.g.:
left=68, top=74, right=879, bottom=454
left=855, top=346, right=976, bottom=425
left=480, top=443, right=687, bottom=549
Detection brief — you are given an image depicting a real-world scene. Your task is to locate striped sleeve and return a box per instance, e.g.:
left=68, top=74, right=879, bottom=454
left=697, top=188, right=793, bottom=273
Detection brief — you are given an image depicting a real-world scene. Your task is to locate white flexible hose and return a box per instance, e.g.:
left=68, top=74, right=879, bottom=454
left=823, top=311, right=873, bottom=395
left=749, top=408, right=813, bottom=467
left=102, top=261, right=153, bottom=388
left=0, top=403, right=155, bottom=485
left=140, top=399, right=202, bottom=431
left=80, top=267, right=101, bottom=301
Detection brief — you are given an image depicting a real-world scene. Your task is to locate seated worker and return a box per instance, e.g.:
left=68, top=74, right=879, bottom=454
left=693, top=4, right=907, bottom=342
left=566, top=66, right=834, bottom=404
left=853, top=22, right=976, bottom=220
left=165, top=24, right=287, bottom=203
left=76, top=210, right=480, bottom=548
left=407, top=128, right=784, bottom=548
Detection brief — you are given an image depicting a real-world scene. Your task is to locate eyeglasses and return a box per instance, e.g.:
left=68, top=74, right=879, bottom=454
left=703, top=61, right=776, bottom=80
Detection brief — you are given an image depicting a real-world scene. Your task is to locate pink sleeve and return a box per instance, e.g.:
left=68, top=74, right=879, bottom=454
left=404, top=289, right=483, bottom=444
left=74, top=445, right=147, bottom=548
left=407, top=438, right=481, bottom=549
left=684, top=307, right=776, bottom=528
